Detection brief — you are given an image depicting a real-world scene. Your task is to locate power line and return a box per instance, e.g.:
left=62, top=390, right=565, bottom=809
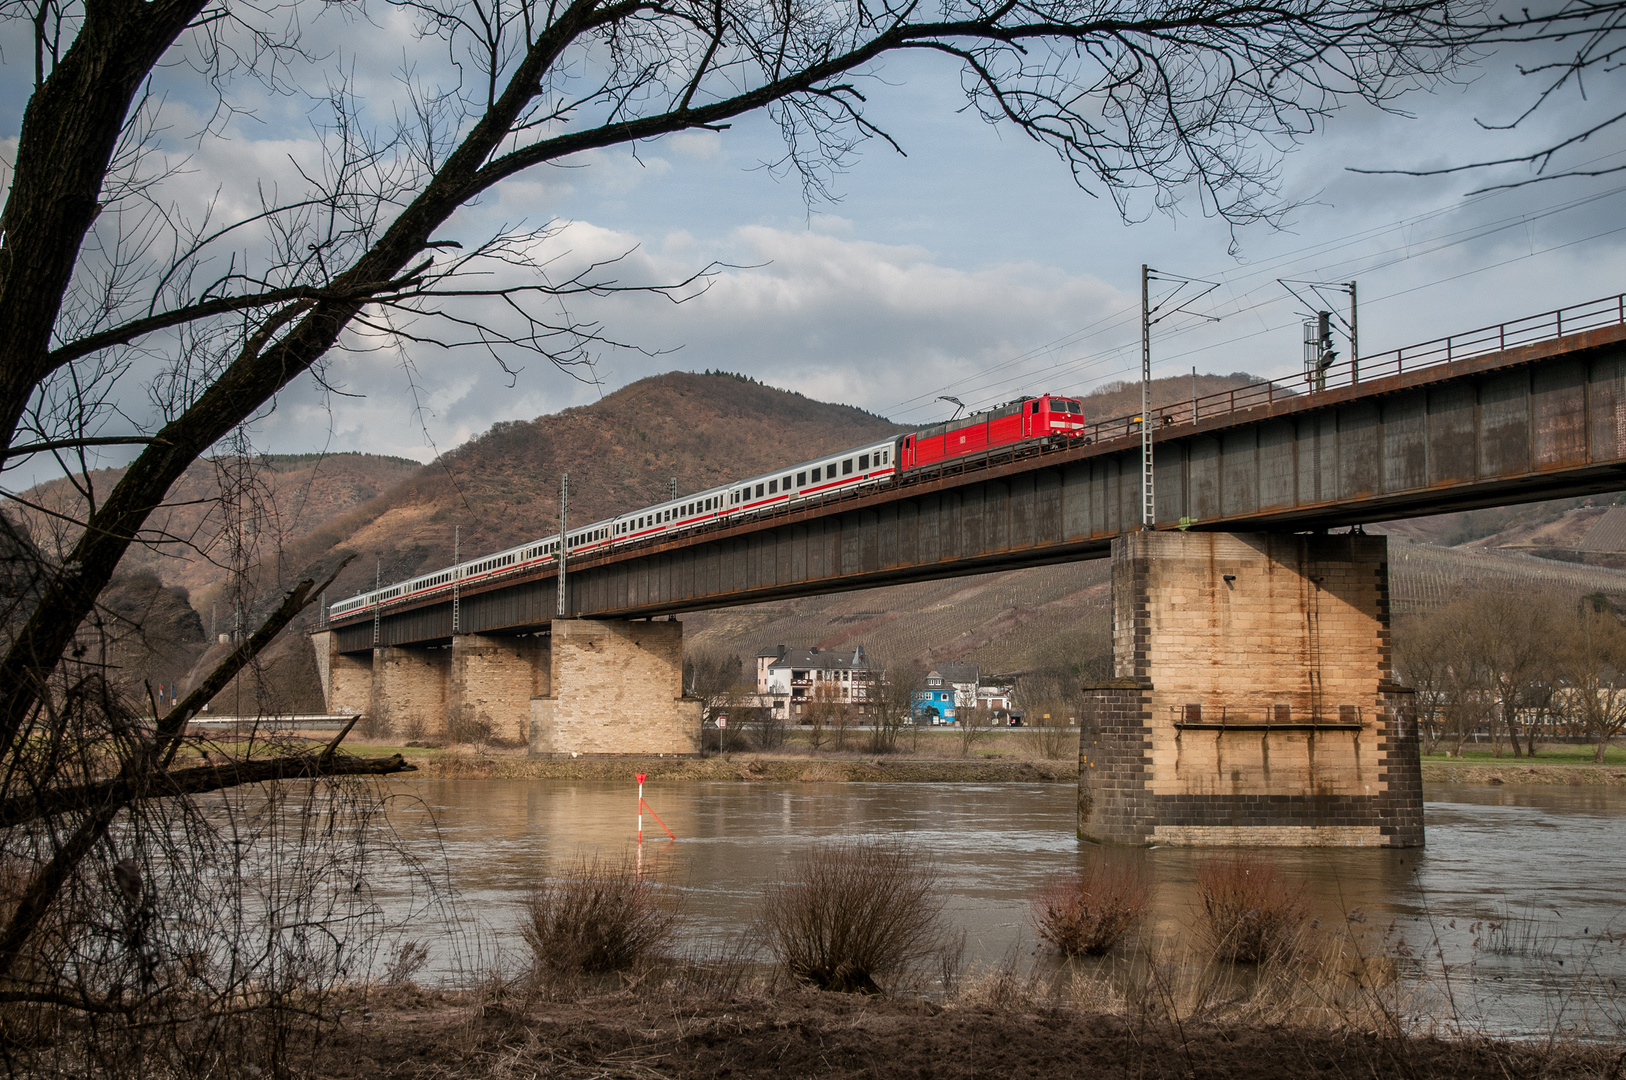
left=885, top=173, right=1626, bottom=421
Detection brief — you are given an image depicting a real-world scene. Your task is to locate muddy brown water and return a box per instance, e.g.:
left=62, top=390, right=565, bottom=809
left=375, top=780, right=1626, bottom=1036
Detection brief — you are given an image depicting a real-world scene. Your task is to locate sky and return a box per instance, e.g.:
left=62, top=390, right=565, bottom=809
left=6, top=5, right=1626, bottom=472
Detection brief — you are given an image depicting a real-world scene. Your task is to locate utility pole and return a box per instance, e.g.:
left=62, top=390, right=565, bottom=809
left=373, top=558, right=381, bottom=646
left=452, top=524, right=460, bottom=635
left=1140, top=266, right=1220, bottom=529
left=1349, top=280, right=1359, bottom=383
left=670, top=476, right=678, bottom=501
left=1140, top=265, right=1154, bottom=528
left=556, top=474, right=569, bottom=618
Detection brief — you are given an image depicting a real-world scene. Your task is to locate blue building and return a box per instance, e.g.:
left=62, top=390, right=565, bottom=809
left=911, top=663, right=979, bottom=724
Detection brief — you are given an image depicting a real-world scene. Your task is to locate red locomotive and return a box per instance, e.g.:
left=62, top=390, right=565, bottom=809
left=898, top=394, right=1088, bottom=468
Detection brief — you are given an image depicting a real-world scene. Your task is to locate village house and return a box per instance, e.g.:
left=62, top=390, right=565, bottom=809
left=755, top=645, right=876, bottom=722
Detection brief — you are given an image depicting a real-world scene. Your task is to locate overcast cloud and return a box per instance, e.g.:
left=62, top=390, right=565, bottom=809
left=5, top=6, right=1626, bottom=473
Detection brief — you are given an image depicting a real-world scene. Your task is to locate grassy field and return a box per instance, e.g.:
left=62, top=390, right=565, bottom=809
left=1421, top=743, right=1626, bottom=764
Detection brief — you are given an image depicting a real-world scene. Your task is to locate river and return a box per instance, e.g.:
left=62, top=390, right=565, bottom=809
left=374, top=779, right=1626, bottom=1036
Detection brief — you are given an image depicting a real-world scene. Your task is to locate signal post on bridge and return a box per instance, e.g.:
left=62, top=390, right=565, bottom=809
left=1078, top=531, right=1423, bottom=848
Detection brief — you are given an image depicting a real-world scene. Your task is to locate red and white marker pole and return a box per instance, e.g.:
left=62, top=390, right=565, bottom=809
left=636, top=773, right=646, bottom=846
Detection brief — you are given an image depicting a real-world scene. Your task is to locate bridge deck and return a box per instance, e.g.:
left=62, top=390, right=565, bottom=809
left=329, top=293, right=1626, bottom=652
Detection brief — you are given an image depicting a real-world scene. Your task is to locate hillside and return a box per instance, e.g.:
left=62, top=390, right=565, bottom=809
left=17, top=452, right=424, bottom=602
left=302, top=372, right=907, bottom=604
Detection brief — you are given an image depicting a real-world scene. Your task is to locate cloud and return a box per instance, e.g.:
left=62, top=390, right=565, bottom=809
left=247, top=221, right=1131, bottom=458
left=666, top=130, right=723, bottom=160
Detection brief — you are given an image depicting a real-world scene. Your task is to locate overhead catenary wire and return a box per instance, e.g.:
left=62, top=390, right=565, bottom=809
left=884, top=163, right=1626, bottom=423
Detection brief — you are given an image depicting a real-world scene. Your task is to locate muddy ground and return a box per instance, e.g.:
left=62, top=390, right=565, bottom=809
left=310, top=988, right=1617, bottom=1079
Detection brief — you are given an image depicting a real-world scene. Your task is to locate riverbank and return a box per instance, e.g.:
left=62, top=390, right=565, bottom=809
left=417, top=750, right=1078, bottom=784
left=379, top=745, right=1626, bottom=785
left=1419, top=760, right=1626, bottom=785
left=316, top=984, right=1612, bottom=1080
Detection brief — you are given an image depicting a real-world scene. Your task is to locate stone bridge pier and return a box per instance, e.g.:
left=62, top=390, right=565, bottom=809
left=1079, top=531, right=1423, bottom=848
left=311, top=619, right=701, bottom=755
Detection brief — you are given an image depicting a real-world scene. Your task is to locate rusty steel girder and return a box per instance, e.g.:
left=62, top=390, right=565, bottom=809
left=330, top=323, right=1626, bottom=652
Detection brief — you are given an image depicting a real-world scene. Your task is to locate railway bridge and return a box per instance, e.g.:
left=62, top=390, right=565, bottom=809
left=315, top=292, right=1626, bottom=847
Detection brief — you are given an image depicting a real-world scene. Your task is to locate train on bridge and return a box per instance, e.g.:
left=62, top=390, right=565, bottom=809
left=328, top=392, right=1089, bottom=619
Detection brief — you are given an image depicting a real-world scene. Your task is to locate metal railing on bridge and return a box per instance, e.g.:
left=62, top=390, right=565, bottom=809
left=333, top=290, right=1626, bottom=620
left=1084, top=291, right=1626, bottom=444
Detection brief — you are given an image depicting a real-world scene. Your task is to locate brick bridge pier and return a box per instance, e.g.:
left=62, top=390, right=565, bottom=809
left=1078, top=531, right=1423, bottom=847
left=310, top=619, right=702, bottom=756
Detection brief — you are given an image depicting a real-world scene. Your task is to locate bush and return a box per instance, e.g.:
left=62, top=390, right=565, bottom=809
left=1031, top=862, right=1150, bottom=956
left=522, top=854, right=679, bottom=974
left=1194, top=855, right=1308, bottom=964
left=759, top=840, right=945, bottom=993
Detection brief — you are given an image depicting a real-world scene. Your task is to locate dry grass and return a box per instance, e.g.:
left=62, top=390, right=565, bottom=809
left=1194, top=855, right=1310, bottom=964
left=522, top=854, right=680, bottom=975
left=1031, top=862, right=1151, bottom=957
left=759, top=840, right=947, bottom=993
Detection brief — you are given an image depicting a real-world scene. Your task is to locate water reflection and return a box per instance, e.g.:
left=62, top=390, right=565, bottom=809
left=379, top=779, right=1625, bottom=1035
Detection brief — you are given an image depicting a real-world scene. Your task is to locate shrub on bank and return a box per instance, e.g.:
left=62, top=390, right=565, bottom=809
left=1031, top=862, right=1151, bottom=956
left=522, top=855, right=679, bottom=974
left=1194, top=855, right=1308, bottom=964
left=759, top=840, right=945, bottom=993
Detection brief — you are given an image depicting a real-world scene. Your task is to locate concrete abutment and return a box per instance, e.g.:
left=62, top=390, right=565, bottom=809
left=451, top=633, right=549, bottom=745
left=311, top=619, right=699, bottom=754
left=1079, top=531, right=1423, bottom=848
left=528, top=619, right=701, bottom=757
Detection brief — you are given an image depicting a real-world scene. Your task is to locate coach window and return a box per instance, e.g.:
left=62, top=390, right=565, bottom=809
left=882, top=450, right=889, bottom=464
left=796, top=472, right=806, bottom=486
left=783, top=475, right=791, bottom=489
left=755, top=483, right=764, bottom=498
left=859, top=454, right=869, bottom=469
left=768, top=479, right=778, bottom=494
left=810, top=466, right=820, bottom=482
left=842, top=459, right=854, bottom=475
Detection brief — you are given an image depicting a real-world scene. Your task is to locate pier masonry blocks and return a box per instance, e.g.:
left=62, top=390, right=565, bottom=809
left=451, top=633, right=549, bottom=745
left=314, top=619, right=700, bottom=753
left=371, top=645, right=451, bottom=742
left=528, top=618, right=702, bottom=757
left=313, top=630, right=372, bottom=717
left=1079, top=531, right=1423, bottom=848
